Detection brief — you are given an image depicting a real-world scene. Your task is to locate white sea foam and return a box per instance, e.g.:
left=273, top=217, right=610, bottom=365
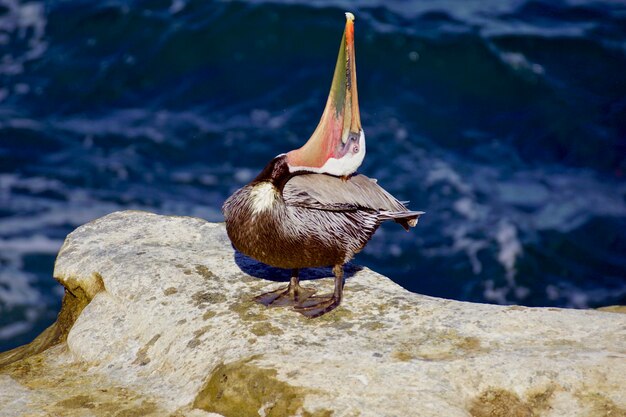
left=246, top=0, right=605, bottom=38
left=413, top=151, right=626, bottom=305
left=483, top=279, right=510, bottom=305
left=499, top=52, right=545, bottom=75
left=495, top=220, right=522, bottom=285
left=0, top=270, right=41, bottom=308
left=0, top=172, right=124, bottom=236
left=453, top=197, right=479, bottom=221
left=424, top=161, right=472, bottom=194
left=234, top=168, right=255, bottom=184
left=169, top=0, right=186, bottom=14
left=357, top=105, right=625, bottom=307
left=53, top=107, right=299, bottom=148
left=0, top=235, right=61, bottom=254
left=0, top=174, right=65, bottom=195
left=451, top=226, right=488, bottom=275
left=0, top=321, right=32, bottom=340
left=55, top=110, right=167, bottom=144
left=545, top=281, right=626, bottom=309
left=0, top=0, right=47, bottom=105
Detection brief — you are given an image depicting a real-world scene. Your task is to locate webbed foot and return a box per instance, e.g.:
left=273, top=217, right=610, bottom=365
left=254, top=284, right=316, bottom=307
left=254, top=269, right=316, bottom=307
left=293, top=294, right=341, bottom=318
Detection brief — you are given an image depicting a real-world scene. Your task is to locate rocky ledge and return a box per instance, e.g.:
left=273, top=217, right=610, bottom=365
left=1, top=211, right=625, bottom=417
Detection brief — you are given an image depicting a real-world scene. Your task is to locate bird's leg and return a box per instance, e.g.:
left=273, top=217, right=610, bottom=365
left=254, top=269, right=316, bottom=307
left=294, top=264, right=344, bottom=318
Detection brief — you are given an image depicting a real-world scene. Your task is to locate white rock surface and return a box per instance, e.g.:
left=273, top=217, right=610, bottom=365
left=1, top=210, right=625, bottom=416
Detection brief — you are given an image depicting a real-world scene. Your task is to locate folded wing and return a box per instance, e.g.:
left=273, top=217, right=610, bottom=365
left=283, top=173, right=424, bottom=229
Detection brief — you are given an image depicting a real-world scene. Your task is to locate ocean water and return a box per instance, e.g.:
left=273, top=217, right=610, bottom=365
left=1, top=0, right=625, bottom=351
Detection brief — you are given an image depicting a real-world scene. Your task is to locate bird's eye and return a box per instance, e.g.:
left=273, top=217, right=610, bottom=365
left=349, top=133, right=359, bottom=142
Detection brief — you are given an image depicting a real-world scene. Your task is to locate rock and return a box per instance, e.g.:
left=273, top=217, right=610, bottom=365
left=597, top=305, right=626, bottom=314
left=1, top=210, right=625, bottom=416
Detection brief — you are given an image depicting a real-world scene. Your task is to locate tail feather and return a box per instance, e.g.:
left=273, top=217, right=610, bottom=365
left=379, top=210, right=425, bottom=231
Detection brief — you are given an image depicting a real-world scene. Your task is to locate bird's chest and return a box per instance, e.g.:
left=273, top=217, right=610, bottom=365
left=225, top=183, right=287, bottom=258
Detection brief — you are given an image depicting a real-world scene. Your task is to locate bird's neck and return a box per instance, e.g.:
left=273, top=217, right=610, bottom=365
left=252, top=154, right=310, bottom=192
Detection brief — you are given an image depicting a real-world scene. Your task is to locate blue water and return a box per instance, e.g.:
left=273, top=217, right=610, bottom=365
left=1, top=0, right=625, bottom=352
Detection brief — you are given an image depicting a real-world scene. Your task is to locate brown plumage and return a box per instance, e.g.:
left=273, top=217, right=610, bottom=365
left=222, top=156, right=423, bottom=317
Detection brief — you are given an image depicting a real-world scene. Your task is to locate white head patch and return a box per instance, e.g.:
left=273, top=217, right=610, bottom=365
left=289, top=130, right=366, bottom=177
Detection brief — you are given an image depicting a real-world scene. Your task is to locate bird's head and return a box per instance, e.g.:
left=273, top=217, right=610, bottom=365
left=286, top=12, right=364, bottom=178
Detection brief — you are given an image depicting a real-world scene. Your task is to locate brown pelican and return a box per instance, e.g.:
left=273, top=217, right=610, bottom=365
left=222, top=13, right=423, bottom=318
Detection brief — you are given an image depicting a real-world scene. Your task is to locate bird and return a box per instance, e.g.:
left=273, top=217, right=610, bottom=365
left=222, top=12, right=423, bottom=318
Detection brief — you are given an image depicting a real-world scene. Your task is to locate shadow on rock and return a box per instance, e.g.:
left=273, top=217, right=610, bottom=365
left=234, top=250, right=362, bottom=283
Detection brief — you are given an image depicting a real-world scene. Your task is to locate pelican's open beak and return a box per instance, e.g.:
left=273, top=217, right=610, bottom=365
left=287, top=12, right=364, bottom=177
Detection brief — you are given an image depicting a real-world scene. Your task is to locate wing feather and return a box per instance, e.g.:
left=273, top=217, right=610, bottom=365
left=283, top=173, right=416, bottom=213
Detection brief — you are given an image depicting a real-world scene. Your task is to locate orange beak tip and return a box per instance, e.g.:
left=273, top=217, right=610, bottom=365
left=345, top=13, right=355, bottom=49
